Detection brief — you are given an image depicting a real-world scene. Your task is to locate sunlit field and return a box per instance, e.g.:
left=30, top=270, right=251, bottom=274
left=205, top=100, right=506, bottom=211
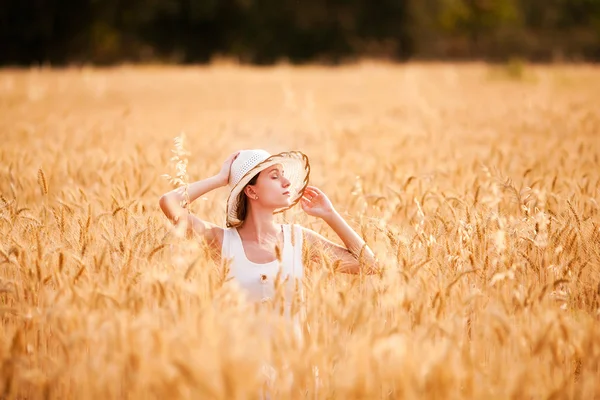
left=1, top=61, right=599, bottom=399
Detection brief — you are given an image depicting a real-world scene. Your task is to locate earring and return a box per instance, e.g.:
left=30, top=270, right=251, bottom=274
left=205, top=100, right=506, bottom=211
left=255, top=195, right=259, bottom=200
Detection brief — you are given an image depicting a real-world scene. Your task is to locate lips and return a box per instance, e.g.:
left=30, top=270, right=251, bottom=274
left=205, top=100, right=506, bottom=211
left=283, top=191, right=290, bottom=196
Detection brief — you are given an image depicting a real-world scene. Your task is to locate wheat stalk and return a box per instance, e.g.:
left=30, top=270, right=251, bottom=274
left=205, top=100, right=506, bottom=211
left=37, top=168, right=48, bottom=196
left=161, top=132, right=191, bottom=209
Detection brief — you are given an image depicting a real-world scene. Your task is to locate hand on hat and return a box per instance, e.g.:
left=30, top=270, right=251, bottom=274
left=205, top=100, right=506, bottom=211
left=216, top=151, right=240, bottom=186
left=301, top=186, right=335, bottom=219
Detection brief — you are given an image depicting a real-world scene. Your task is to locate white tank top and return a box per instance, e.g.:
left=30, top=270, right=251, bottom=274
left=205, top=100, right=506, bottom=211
left=221, top=224, right=304, bottom=313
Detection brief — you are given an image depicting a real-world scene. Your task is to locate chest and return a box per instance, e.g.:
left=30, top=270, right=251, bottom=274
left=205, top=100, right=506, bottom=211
left=223, top=231, right=303, bottom=302
left=226, top=239, right=301, bottom=282
left=241, top=241, right=281, bottom=264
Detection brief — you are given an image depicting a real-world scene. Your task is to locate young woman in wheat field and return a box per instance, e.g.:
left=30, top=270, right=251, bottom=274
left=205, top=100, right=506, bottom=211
left=159, top=149, right=376, bottom=398
left=159, top=149, right=378, bottom=314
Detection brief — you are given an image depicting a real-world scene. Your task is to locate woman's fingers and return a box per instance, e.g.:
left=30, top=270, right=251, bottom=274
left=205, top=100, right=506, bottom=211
left=301, top=195, right=314, bottom=205
left=227, top=151, right=240, bottom=162
left=304, top=186, right=320, bottom=197
left=303, top=191, right=317, bottom=201
left=303, top=186, right=326, bottom=206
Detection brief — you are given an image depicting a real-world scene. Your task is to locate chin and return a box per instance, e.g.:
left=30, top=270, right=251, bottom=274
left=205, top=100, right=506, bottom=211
left=277, top=198, right=293, bottom=208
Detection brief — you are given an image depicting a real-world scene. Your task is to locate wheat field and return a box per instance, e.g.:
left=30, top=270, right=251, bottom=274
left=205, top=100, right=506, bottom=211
left=1, top=62, right=599, bottom=399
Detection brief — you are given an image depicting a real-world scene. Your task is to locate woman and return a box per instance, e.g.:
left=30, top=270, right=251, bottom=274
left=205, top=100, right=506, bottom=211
left=158, top=149, right=378, bottom=311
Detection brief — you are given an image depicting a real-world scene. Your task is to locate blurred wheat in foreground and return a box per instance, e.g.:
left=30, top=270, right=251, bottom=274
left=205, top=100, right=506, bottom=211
left=1, top=62, right=600, bottom=399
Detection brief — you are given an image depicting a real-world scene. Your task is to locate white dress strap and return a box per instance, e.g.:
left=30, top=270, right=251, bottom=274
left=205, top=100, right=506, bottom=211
left=282, top=224, right=303, bottom=277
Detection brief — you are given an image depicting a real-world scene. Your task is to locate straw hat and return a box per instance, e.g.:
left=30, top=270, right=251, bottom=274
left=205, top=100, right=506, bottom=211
left=225, top=149, right=310, bottom=228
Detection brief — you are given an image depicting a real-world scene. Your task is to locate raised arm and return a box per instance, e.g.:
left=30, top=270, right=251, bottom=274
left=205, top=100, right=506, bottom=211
left=159, top=152, right=239, bottom=244
left=300, top=186, right=379, bottom=275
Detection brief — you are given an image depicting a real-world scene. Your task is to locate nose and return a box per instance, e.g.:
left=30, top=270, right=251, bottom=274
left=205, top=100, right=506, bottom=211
left=282, top=176, right=291, bottom=188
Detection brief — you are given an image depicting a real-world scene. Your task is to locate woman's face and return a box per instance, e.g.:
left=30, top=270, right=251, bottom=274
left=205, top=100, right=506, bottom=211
left=245, top=164, right=292, bottom=209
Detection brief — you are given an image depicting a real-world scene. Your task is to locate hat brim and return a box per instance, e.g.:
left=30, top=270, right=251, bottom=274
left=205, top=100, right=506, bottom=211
left=226, top=151, right=310, bottom=228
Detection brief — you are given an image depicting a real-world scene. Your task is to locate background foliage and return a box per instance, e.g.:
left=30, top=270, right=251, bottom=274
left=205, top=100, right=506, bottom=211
left=2, top=0, right=600, bottom=65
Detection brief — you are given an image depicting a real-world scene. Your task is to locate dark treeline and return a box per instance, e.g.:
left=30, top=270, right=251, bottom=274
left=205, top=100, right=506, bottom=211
left=1, top=0, right=600, bottom=66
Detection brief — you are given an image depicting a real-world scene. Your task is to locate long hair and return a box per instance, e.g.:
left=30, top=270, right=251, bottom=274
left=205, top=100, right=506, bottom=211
left=235, top=172, right=260, bottom=224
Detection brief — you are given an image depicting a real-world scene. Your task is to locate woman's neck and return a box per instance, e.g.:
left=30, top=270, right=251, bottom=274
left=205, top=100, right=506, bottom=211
left=237, top=207, right=281, bottom=245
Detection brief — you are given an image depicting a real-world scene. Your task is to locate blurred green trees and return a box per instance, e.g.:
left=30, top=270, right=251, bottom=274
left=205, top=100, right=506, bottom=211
left=1, top=0, right=598, bottom=65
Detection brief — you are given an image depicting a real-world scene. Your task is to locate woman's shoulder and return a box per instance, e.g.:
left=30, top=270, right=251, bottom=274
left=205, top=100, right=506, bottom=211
left=285, top=223, right=323, bottom=247
left=198, top=224, right=229, bottom=251
left=283, top=223, right=305, bottom=233
left=287, top=223, right=314, bottom=238
left=220, top=226, right=237, bottom=240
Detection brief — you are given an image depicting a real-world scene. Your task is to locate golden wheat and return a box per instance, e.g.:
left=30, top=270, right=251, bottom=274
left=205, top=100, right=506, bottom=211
left=0, top=62, right=599, bottom=399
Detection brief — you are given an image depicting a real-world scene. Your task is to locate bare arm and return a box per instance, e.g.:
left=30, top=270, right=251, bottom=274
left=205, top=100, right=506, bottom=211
left=159, top=176, right=224, bottom=241
left=300, top=186, right=379, bottom=275
left=159, top=152, right=239, bottom=243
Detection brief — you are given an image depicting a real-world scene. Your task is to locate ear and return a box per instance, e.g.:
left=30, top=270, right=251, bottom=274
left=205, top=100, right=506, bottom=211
left=244, top=185, right=256, bottom=198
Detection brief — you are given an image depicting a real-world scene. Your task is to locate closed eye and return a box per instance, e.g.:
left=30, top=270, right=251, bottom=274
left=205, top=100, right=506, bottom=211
left=270, top=168, right=284, bottom=179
